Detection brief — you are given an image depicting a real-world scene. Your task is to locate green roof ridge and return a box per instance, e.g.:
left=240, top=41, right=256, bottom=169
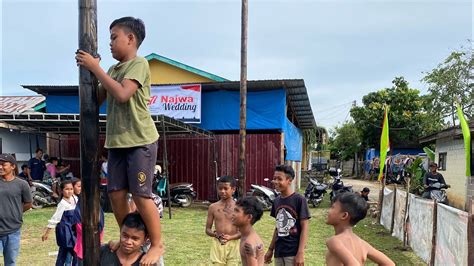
left=145, top=53, right=229, bottom=82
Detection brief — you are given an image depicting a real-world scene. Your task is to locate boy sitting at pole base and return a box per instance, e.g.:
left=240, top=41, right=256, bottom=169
left=325, top=192, right=394, bottom=266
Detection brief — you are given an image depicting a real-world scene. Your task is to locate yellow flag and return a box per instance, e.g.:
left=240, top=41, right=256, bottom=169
left=456, top=103, right=471, bottom=177
left=378, top=106, right=390, bottom=181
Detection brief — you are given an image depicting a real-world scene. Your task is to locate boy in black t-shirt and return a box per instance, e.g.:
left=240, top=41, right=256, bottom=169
left=264, top=165, right=310, bottom=266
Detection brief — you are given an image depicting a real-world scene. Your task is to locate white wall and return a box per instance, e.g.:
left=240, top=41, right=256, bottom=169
left=435, top=137, right=469, bottom=210
left=0, top=128, right=47, bottom=165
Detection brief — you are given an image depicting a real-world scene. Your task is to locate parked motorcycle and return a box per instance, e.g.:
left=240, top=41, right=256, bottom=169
left=328, top=168, right=353, bottom=201
left=153, top=166, right=197, bottom=208
left=31, top=180, right=60, bottom=209
left=248, top=178, right=279, bottom=210
left=304, top=176, right=328, bottom=207
left=423, top=182, right=450, bottom=204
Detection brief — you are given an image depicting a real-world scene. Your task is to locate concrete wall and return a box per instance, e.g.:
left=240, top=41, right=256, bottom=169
left=149, top=60, right=214, bottom=84
left=0, top=128, right=47, bottom=165
left=435, top=137, right=472, bottom=210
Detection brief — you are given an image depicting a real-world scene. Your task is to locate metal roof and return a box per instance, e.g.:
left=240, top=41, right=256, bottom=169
left=0, top=113, right=213, bottom=137
left=419, top=120, right=474, bottom=143
left=23, top=79, right=316, bottom=129
left=0, top=96, right=45, bottom=113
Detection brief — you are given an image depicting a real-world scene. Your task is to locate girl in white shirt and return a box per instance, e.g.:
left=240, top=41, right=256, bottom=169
left=41, top=180, right=78, bottom=266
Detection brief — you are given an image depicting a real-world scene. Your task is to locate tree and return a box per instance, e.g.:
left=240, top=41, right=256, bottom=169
left=329, top=121, right=362, bottom=161
left=422, top=48, right=473, bottom=125
left=350, top=77, right=444, bottom=149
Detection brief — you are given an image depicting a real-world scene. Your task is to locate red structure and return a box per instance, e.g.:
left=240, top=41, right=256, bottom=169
left=49, top=133, right=281, bottom=201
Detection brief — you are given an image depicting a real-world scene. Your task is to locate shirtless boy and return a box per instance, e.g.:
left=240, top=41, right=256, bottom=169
left=326, top=192, right=394, bottom=266
left=232, top=196, right=264, bottom=266
left=205, top=176, right=241, bottom=265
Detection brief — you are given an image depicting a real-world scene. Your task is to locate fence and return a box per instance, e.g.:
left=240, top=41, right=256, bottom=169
left=380, top=187, right=473, bottom=265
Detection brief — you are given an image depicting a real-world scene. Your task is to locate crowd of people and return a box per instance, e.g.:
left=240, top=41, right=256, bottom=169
left=0, top=15, right=400, bottom=266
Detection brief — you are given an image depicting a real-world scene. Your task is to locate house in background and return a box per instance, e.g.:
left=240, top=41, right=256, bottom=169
left=0, top=96, right=47, bottom=165
left=420, top=121, right=474, bottom=212
left=3, top=53, right=316, bottom=200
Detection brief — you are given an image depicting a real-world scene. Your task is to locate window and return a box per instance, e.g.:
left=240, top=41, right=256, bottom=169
left=438, top=152, right=447, bottom=171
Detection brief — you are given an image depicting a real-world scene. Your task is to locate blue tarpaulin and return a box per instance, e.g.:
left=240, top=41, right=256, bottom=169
left=46, top=96, right=107, bottom=114
left=44, top=88, right=303, bottom=161
left=196, top=89, right=302, bottom=161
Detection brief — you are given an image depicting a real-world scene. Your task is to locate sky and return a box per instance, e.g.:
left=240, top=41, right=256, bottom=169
left=1, top=0, right=472, bottom=129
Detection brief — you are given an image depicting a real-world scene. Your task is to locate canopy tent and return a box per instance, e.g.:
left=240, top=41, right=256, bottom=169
left=0, top=113, right=213, bottom=219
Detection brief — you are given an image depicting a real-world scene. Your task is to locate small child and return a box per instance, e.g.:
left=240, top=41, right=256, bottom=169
left=325, top=192, right=395, bottom=266
left=264, top=165, right=311, bottom=265
left=42, top=180, right=78, bottom=266
left=76, top=16, right=162, bottom=264
left=205, top=176, right=241, bottom=265
left=232, top=197, right=264, bottom=266
left=70, top=178, right=105, bottom=266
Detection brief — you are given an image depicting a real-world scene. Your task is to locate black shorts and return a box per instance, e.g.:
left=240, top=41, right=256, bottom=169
left=107, top=141, right=158, bottom=198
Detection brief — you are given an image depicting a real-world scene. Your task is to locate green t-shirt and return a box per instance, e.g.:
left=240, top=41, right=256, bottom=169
left=102, top=56, right=159, bottom=148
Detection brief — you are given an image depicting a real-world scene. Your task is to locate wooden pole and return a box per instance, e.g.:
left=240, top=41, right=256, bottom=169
left=78, top=0, right=100, bottom=265
left=429, top=202, right=438, bottom=266
left=403, top=177, right=411, bottom=246
left=468, top=214, right=473, bottom=266
left=377, top=164, right=388, bottom=224
left=390, top=185, right=397, bottom=234
left=238, top=0, right=248, bottom=198
left=161, top=116, right=172, bottom=219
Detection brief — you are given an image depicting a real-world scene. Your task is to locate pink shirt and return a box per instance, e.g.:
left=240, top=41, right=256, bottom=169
left=46, top=163, right=56, bottom=178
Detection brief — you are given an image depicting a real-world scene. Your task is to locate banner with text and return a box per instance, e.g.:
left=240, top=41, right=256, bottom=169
left=149, top=84, right=201, bottom=123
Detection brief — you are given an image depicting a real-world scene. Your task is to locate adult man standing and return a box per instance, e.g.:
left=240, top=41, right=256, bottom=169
left=0, top=154, right=33, bottom=266
left=28, top=148, right=46, bottom=181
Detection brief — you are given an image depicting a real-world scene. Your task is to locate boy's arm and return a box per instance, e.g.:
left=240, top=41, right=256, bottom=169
left=205, top=205, right=217, bottom=237
left=326, top=238, right=359, bottom=266
left=244, top=251, right=259, bottom=266
left=366, top=242, right=395, bottom=266
left=264, top=228, right=277, bottom=264
left=295, top=218, right=309, bottom=265
left=76, top=50, right=139, bottom=103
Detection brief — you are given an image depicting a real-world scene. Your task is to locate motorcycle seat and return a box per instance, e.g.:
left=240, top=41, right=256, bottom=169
left=170, top=182, right=191, bottom=189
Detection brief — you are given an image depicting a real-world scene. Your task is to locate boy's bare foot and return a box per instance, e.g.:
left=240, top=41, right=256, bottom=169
left=140, top=242, right=164, bottom=265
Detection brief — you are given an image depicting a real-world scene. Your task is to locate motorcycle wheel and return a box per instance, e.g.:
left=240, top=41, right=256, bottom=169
left=31, top=191, right=45, bottom=209
left=178, top=194, right=193, bottom=208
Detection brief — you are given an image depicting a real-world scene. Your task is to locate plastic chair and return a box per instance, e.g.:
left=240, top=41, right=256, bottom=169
left=157, top=178, right=167, bottom=197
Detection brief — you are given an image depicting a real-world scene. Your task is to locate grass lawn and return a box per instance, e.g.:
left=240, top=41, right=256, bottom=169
left=15, top=198, right=424, bottom=265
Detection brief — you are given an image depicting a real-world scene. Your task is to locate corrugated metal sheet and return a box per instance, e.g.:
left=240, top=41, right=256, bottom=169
left=49, top=133, right=281, bottom=201
left=158, top=136, right=216, bottom=201
left=215, top=133, right=282, bottom=196
left=0, top=96, right=45, bottom=113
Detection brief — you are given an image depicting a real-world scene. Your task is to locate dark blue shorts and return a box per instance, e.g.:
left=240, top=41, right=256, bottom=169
left=107, top=141, right=158, bottom=198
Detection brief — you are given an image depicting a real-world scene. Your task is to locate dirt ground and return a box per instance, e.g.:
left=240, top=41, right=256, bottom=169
left=341, top=177, right=382, bottom=201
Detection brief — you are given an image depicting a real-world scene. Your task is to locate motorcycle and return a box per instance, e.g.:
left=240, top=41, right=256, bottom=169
left=304, top=176, right=328, bottom=207
left=248, top=178, right=279, bottom=210
left=30, top=180, right=60, bottom=209
left=328, top=168, right=353, bottom=201
left=153, top=166, right=197, bottom=208
left=423, top=182, right=450, bottom=204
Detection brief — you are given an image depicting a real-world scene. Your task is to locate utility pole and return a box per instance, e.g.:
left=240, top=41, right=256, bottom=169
left=78, top=0, right=100, bottom=265
left=352, top=100, right=359, bottom=177
left=238, top=0, right=248, bottom=197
